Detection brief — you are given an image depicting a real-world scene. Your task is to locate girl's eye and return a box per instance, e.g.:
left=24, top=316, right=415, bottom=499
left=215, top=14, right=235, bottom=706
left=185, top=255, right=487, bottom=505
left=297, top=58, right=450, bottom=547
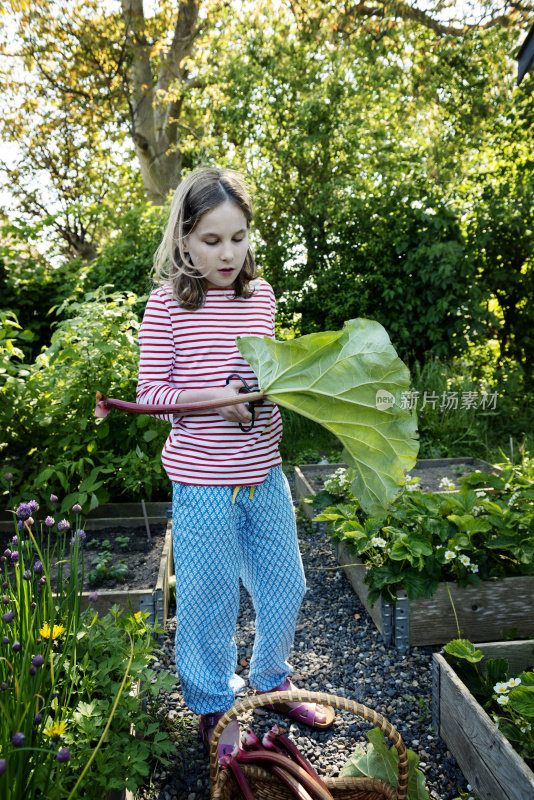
left=233, top=237, right=245, bottom=243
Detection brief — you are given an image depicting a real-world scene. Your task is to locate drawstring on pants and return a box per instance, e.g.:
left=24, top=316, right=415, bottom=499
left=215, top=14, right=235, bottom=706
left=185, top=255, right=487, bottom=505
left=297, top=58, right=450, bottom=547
left=231, top=485, right=255, bottom=504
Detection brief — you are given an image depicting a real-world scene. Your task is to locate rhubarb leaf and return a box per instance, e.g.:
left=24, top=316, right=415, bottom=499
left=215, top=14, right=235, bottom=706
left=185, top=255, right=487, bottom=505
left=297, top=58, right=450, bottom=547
left=237, top=318, right=418, bottom=516
left=340, top=728, right=430, bottom=800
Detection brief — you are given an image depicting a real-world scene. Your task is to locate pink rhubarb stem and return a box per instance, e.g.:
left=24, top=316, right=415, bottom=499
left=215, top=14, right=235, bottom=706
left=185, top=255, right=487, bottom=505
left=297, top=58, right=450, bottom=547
left=274, top=728, right=332, bottom=794
left=94, top=391, right=265, bottom=418
left=237, top=751, right=334, bottom=800
left=242, top=729, right=313, bottom=800
left=220, top=754, right=256, bottom=800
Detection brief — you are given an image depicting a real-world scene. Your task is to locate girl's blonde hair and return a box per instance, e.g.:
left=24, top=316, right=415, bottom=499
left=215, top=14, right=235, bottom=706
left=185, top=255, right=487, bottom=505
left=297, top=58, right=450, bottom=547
left=153, top=167, right=256, bottom=309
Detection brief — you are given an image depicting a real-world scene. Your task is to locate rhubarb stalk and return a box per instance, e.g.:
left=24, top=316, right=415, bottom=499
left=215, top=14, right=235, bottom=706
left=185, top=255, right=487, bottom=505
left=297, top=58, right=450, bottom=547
left=273, top=726, right=332, bottom=794
left=241, top=729, right=314, bottom=800
left=237, top=751, right=334, bottom=800
left=220, top=753, right=256, bottom=800
left=94, top=391, right=264, bottom=418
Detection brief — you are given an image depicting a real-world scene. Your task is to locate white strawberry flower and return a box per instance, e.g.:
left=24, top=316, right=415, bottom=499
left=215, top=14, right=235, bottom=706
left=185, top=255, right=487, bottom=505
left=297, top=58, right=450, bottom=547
left=459, top=554, right=471, bottom=566
left=497, top=695, right=509, bottom=705
left=371, top=537, right=387, bottom=548
left=506, top=677, right=521, bottom=688
left=494, top=682, right=509, bottom=694
left=444, top=550, right=456, bottom=561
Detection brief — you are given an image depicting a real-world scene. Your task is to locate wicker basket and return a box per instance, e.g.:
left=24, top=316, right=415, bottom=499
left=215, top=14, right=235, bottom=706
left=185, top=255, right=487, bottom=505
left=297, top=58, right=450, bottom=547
left=210, top=689, right=410, bottom=800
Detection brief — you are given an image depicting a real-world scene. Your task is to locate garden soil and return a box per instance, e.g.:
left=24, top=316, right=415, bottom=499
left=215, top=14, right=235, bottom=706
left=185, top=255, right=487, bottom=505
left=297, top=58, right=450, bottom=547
left=2, top=522, right=168, bottom=594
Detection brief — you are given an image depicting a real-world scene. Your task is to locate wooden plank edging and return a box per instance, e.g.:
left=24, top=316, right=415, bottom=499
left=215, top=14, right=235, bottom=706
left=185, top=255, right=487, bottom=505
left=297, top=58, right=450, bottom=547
left=433, top=645, right=534, bottom=800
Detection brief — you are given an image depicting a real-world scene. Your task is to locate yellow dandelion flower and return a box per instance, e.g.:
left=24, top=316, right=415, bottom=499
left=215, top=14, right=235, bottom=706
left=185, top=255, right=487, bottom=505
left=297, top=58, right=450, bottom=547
left=39, top=623, right=66, bottom=640
left=43, top=719, right=68, bottom=738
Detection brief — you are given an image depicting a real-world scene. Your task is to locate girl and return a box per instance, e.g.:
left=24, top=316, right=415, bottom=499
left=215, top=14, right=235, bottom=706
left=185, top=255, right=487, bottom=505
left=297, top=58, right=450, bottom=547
left=137, top=167, right=334, bottom=757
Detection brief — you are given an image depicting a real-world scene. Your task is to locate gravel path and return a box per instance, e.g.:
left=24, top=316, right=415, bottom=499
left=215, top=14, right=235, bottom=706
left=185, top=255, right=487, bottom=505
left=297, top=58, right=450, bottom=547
left=141, top=479, right=469, bottom=800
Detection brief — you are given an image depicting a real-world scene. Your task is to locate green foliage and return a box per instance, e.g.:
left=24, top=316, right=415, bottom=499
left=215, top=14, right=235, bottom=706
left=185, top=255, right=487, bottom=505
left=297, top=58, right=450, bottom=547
left=58, top=610, right=177, bottom=797
left=87, top=539, right=128, bottom=585
left=444, top=639, right=534, bottom=764
left=316, top=466, right=534, bottom=606
left=410, top=353, right=531, bottom=460
left=1, top=289, right=169, bottom=508
left=238, top=318, right=419, bottom=515
left=83, top=202, right=168, bottom=297
left=340, top=727, right=430, bottom=800
left=0, top=499, right=179, bottom=797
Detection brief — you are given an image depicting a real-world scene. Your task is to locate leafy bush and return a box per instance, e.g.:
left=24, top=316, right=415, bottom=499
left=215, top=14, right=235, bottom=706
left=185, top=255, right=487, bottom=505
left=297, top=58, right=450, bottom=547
left=1, top=289, right=169, bottom=510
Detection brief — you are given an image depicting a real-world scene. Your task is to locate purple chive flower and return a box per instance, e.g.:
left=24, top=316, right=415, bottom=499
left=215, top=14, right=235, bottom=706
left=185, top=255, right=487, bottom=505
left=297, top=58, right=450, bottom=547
left=3, top=549, right=11, bottom=559
left=2, top=596, right=9, bottom=604
left=12, top=641, right=20, bottom=652
left=57, top=747, right=71, bottom=763
left=0, top=757, right=6, bottom=775
left=51, top=691, right=59, bottom=699
left=0, top=682, right=7, bottom=691
left=57, top=519, right=70, bottom=532
left=28, top=500, right=39, bottom=513
left=17, top=520, right=23, bottom=530
left=11, top=536, right=17, bottom=546
left=50, top=494, right=58, bottom=503
left=2, top=582, right=8, bottom=589
left=2, top=637, right=8, bottom=644
left=71, top=503, right=82, bottom=514
left=11, top=732, right=25, bottom=747
left=34, top=713, right=42, bottom=725
left=39, top=577, right=46, bottom=585
left=29, top=665, right=36, bottom=675
left=71, top=529, right=86, bottom=546
left=88, top=592, right=99, bottom=602
left=10, top=552, right=19, bottom=564
left=15, top=503, right=32, bottom=521
left=22, top=570, right=31, bottom=581
left=45, top=516, right=55, bottom=528
left=32, top=654, right=45, bottom=668
left=34, top=561, right=43, bottom=575
left=3, top=472, right=13, bottom=482
left=31, top=602, right=36, bottom=609
left=2, top=611, right=15, bottom=624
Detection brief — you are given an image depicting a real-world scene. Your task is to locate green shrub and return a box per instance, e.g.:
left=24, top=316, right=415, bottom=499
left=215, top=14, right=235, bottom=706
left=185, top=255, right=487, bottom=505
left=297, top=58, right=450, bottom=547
left=1, top=289, right=169, bottom=511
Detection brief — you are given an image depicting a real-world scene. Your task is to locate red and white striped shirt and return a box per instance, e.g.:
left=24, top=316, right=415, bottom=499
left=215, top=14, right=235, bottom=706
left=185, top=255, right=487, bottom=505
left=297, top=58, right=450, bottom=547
left=137, top=279, right=283, bottom=485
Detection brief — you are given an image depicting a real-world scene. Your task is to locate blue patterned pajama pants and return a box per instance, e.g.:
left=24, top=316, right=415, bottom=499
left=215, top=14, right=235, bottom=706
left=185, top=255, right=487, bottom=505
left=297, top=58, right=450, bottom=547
left=172, top=465, right=307, bottom=714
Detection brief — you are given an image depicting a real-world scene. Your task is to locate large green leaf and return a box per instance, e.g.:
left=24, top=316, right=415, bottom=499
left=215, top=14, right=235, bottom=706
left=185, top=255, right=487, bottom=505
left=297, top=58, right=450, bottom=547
left=238, top=318, right=418, bottom=516
left=340, top=728, right=430, bottom=800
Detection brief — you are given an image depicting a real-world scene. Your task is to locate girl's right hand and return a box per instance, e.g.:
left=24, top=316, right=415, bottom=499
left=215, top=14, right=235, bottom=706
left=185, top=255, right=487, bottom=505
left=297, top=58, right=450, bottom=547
left=215, top=381, right=253, bottom=424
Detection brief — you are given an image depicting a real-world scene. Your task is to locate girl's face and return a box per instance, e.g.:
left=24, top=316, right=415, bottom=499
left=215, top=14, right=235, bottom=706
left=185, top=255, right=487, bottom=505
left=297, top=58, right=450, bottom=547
left=183, top=199, right=249, bottom=289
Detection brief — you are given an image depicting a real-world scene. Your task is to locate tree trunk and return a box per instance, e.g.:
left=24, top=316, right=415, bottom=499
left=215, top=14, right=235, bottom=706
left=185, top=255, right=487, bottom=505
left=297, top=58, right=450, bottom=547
left=122, top=0, right=201, bottom=203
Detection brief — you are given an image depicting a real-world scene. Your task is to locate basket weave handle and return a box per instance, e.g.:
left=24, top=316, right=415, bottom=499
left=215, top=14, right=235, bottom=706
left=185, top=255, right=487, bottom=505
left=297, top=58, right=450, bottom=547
left=209, top=689, right=409, bottom=800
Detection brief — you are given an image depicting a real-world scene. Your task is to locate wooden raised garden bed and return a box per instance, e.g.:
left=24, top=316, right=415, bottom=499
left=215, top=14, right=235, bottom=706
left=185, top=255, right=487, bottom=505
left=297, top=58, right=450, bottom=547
left=295, top=460, right=534, bottom=649
left=79, top=516, right=174, bottom=629
left=432, top=640, right=534, bottom=800
left=1, top=502, right=174, bottom=629
left=295, top=457, right=498, bottom=520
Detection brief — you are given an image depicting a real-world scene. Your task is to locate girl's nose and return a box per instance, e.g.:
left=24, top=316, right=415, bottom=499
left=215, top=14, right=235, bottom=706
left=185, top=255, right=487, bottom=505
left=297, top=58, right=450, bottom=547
left=221, top=243, right=234, bottom=262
